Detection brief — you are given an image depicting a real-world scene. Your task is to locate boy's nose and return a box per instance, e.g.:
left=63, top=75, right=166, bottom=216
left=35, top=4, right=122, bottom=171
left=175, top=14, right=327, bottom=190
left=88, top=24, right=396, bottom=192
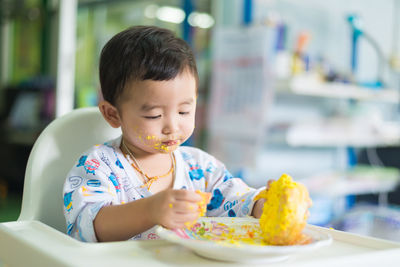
left=162, top=118, right=179, bottom=135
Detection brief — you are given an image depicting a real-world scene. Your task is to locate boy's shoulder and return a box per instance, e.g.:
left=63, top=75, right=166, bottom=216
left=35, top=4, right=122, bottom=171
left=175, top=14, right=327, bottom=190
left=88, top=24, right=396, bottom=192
left=77, top=138, right=120, bottom=159
left=177, top=146, right=215, bottom=162
left=69, top=139, right=121, bottom=174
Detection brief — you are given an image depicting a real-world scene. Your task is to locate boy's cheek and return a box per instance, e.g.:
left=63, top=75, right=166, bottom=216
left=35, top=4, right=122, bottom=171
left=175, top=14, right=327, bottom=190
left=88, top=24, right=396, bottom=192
left=133, top=127, right=161, bottom=141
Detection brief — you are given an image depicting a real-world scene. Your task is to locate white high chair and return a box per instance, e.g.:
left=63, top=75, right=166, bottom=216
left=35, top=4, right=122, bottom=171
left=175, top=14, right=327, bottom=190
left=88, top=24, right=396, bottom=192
left=2, top=109, right=400, bottom=267
left=18, top=107, right=121, bottom=233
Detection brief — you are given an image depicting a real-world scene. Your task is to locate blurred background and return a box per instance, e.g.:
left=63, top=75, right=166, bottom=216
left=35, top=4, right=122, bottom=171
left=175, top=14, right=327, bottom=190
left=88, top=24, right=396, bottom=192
left=1, top=0, right=400, bottom=242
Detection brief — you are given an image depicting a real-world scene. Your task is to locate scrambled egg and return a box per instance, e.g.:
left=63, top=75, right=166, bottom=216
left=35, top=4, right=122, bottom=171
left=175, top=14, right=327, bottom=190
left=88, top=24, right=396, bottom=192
left=196, top=190, right=211, bottom=216
left=255, top=174, right=312, bottom=245
left=184, top=190, right=211, bottom=228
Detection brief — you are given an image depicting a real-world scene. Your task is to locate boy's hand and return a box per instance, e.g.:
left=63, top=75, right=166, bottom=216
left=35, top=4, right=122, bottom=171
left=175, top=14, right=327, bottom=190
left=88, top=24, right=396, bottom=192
left=251, top=198, right=265, bottom=218
left=251, top=179, right=274, bottom=218
left=149, top=189, right=203, bottom=229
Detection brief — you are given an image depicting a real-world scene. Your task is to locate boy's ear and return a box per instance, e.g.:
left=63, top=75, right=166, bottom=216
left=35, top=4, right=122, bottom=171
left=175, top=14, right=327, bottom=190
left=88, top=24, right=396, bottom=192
left=98, top=101, right=121, bottom=128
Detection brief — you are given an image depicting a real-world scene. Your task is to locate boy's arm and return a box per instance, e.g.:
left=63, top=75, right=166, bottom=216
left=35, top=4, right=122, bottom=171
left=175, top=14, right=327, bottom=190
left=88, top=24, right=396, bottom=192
left=94, top=196, right=154, bottom=241
left=204, top=159, right=266, bottom=218
left=64, top=148, right=203, bottom=242
left=94, top=189, right=202, bottom=242
left=206, top=178, right=266, bottom=218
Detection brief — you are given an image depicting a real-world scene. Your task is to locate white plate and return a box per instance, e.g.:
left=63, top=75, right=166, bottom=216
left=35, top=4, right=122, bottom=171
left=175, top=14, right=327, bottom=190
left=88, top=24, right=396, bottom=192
left=156, top=217, right=332, bottom=263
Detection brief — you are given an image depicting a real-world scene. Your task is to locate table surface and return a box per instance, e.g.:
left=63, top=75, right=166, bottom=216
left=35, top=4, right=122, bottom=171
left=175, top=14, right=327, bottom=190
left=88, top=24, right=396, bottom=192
left=1, top=220, right=400, bottom=267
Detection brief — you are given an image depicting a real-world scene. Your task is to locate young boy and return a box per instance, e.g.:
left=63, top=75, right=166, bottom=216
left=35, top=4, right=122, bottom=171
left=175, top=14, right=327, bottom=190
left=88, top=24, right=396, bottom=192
left=63, top=25, right=266, bottom=242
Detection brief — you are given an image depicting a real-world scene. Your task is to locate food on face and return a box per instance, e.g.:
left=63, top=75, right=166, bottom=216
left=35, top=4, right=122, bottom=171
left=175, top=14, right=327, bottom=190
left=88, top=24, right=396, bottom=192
left=255, top=174, right=312, bottom=245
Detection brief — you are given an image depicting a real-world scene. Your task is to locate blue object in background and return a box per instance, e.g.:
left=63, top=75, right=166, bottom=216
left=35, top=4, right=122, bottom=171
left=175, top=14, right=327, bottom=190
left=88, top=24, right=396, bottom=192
left=181, top=137, right=193, bottom=146
left=346, top=147, right=357, bottom=211
left=234, top=168, right=245, bottom=180
left=307, top=195, right=334, bottom=226
left=347, top=147, right=357, bottom=167
left=243, top=0, right=253, bottom=25
left=359, top=80, right=384, bottom=89
left=347, top=14, right=364, bottom=74
left=347, top=14, right=385, bottom=87
left=275, top=23, right=287, bottom=52
left=346, top=195, right=356, bottom=210
left=182, top=0, right=194, bottom=46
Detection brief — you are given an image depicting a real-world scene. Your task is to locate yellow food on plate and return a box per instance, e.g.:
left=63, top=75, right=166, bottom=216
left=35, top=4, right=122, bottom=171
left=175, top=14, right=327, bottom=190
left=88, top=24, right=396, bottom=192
left=255, top=174, right=312, bottom=245
left=184, top=190, right=211, bottom=228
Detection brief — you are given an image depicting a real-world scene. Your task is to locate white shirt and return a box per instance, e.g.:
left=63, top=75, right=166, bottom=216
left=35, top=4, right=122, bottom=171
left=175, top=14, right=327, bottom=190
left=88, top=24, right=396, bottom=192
left=63, top=136, right=263, bottom=242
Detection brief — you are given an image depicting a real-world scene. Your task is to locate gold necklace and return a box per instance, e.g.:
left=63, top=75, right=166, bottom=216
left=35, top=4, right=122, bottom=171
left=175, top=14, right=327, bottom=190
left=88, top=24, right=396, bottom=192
left=121, top=139, right=175, bottom=190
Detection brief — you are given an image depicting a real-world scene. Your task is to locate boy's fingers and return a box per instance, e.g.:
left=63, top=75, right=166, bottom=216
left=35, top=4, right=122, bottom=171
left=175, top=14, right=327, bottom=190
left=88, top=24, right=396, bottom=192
left=174, top=212, right=199, bottom=224
left=165, top=212, right=199, bottom=230
left=174, top=189, right=202, bottom=202
left=267, top=179, right=274, bottom=189
left=170, top=201, right=198, bottom=212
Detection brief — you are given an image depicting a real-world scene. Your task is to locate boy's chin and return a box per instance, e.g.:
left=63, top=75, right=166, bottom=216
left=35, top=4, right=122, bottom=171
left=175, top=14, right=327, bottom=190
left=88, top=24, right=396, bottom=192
left=157, top=145, right=179, bottom=153
left=157, top=141, right=184, bottom=153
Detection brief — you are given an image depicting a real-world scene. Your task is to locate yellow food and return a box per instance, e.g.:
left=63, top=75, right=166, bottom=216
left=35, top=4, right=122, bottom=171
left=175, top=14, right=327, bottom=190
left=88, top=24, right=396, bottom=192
left=255, top=174, right=312, bottom=245
left=184, top=190, right=211, bottom=228
left=196, top=190, right=211, bottom=216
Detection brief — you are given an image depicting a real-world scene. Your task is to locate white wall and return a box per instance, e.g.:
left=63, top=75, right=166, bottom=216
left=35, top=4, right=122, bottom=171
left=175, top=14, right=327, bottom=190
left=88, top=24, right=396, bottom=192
left=216, top=0, right=400, bottom=85
left=210, top=0, right=400, bottom=187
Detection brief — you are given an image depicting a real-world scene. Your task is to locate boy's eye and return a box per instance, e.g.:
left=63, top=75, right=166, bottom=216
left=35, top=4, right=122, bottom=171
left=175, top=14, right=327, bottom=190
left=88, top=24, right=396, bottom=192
left=179, top=112, right=190, bottom=115
left=144, top=115, right=161, bottom=119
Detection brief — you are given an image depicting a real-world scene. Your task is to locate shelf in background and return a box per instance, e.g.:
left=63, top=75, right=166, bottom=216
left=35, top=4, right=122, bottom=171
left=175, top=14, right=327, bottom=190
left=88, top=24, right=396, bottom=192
left=276, top=75, right=400, bottom=103
left=286, top=119, right=400, bottom=147
left=334, top=204, right=400, bottom=242
left=266, top=118, right=400, bottom=148
left=303, top=165, right=400, bottom=197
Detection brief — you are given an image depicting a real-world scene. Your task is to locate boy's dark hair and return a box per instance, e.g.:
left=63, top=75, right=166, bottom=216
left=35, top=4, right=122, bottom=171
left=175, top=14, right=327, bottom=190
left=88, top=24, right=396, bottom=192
left=99, top=25, right=198, bottom=106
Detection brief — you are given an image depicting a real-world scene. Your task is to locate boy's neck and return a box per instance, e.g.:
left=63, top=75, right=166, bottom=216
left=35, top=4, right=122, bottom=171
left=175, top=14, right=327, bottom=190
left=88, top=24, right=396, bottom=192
left=120, top=139, right=176, bottom=191
left=121, top=139, right=173, bottom=161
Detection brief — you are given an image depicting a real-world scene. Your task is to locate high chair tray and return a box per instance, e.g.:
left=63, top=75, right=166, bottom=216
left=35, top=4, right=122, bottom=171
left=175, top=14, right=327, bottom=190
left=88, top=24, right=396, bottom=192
left=1, top=219, right=400, bottom=267
left=156, top=217, right=333, bottom=263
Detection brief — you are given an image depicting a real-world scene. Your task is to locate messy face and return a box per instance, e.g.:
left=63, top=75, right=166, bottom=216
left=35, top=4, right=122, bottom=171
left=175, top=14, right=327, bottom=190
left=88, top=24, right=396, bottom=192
left=118, top=70, right=197, bottom=156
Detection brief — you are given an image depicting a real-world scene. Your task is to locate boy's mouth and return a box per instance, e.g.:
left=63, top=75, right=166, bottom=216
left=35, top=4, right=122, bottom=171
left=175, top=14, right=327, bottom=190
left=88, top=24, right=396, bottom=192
left=162, top=140, right=178, bottom=146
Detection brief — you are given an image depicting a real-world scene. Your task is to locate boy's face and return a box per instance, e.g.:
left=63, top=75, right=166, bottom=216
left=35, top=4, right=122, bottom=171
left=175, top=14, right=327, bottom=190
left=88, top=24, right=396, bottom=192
left=118, top=70, right=197, bottom=155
